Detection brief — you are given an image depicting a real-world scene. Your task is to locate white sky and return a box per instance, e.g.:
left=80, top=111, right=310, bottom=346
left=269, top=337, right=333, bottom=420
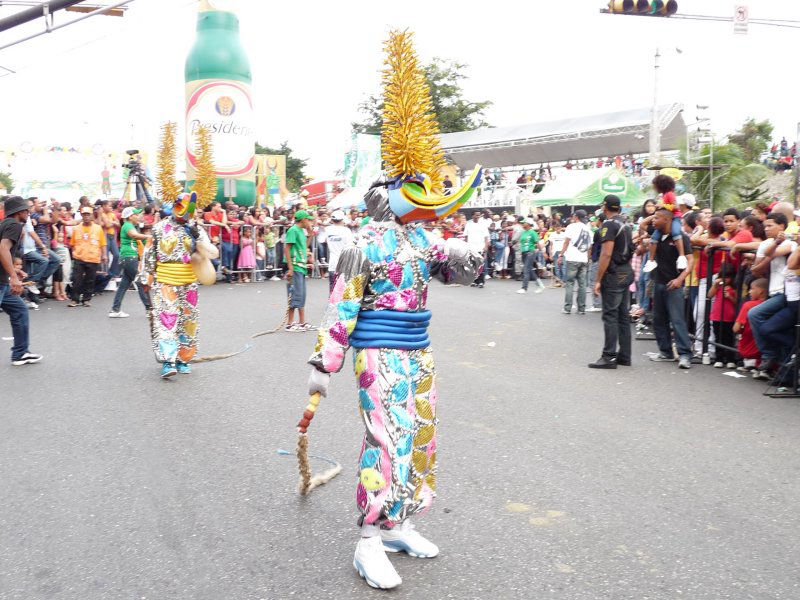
left=1, top=0, right=798, bottom=178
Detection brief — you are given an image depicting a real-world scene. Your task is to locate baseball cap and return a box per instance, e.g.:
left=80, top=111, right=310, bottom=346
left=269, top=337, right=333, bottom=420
left=331, top=210, right=345, bottom=221
left=603, top=195, right=621, bottom=211
left=80, top=206, right=93, bottom=214
left=678, top=193, right=696, bottom=208
left=294, top=209, right=312, bottom=221
left=121, top=207, right=143, bottom=219
left=574, top=209, right=587, bottom=222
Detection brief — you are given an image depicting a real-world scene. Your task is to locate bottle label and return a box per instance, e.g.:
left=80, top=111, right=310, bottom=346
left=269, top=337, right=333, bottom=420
left=186, top=80, right=255, bottom=179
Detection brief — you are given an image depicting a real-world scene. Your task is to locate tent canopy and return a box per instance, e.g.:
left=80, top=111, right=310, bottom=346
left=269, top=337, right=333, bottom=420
left=440, top=104, right=685, bottom=170
left=531, top=167, right=645, bottom=207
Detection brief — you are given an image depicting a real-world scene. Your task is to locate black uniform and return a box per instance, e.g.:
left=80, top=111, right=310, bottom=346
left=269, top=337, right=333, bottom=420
left=598, top=216, right=634, bottom=363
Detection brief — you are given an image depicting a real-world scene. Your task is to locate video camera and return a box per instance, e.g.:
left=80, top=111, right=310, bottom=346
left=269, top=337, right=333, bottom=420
left=122, top=149, right=151, bottom=184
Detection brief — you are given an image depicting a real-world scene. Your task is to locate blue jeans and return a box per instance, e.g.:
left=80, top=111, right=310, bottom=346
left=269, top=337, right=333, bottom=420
left=652, top=281, right=692, bottom=359
left=0, top=283, right=30, bottom=361
left=564, top=261, right=588, bottom=312
left=521, top=252, right=539, bottom=290
left=588, top=261, right=601, bottom=308
left=221, top=241, right=235, bottom=273
left=111, top=257, right=151, bottom=313
left=553, top=251, right=566, bottom=281
left=106, top=234, right=120, bottom=278
left=749, top=293, right=788, bottom=362
left=288, top=271, right=307, bottom=308
left=637, top=265, right=651, bottom=311
left=761, top=300, right=798, bottom=364
left=23, top=250, right=48, bottom=283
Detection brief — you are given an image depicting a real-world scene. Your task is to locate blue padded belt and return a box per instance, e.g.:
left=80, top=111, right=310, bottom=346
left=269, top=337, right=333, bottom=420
left=350, top=310, right=431, bottom=350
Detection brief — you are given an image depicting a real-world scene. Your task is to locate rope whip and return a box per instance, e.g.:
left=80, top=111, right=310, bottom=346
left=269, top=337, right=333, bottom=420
left=295, top=392, right=342, bottom=495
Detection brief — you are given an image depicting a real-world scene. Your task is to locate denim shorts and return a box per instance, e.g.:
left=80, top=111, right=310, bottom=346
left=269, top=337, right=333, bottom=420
left=287, top=271, right=307, bottom=308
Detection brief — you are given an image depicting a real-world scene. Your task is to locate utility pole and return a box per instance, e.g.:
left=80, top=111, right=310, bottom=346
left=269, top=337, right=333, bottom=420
left=649, top=48, right=661, bottom=165
left=795, top=122, right=800, bottom=208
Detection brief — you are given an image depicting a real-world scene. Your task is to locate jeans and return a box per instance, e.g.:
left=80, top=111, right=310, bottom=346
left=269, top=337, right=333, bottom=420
left=106, top=234, right=120, bottom=278
left=553, top=251, right=566, bottom=281
left=564, top=261, right=588, bottom=312
left=600, top=270, right=632, bottom=362
left=23, top=250, right=48, bottom=283
left=637, top=266, right=651, bottom=311
left=221, top=241, right=235, bottom=274
left=71, top=260, right=99, bottom=303
left=652, top=281, right=692, bottom=359
left=317, top=241, right=328, bottom=264
left=266, top=247, right=276, bottom=268
left=588, top=261, right=601, bottom=308
left=748, top=293, right=787, bottom=362
left=111, top=257, right=151, bottom=312
left=521, top=252, right=539, bottom=290
left=0, top=283, right=30, bottom=360
left=757, top=296, right=796, bottom=364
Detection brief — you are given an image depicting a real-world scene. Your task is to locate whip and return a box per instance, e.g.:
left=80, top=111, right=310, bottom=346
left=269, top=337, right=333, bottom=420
left=295, top=392, right=342, bottom=495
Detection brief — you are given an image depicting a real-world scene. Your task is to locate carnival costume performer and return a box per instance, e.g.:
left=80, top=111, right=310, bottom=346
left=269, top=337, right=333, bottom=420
left=303, top=30, right=483, bottom=590
left=142, top=192, right=211, bottom=379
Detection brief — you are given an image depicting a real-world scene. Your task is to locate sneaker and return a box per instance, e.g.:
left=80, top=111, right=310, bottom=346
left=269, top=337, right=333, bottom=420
left=678, top=356, right=691, bottom=369
left=713, top=361, right=724, bottom=368
left=108, top=311, right=130, bottom=318
left=300, top=323, right=316, bottom=331
left=534, top=286, right=543, bottom=294
left=104, top=280, right=118, bottom=292
left=27, top=301, right=39, bottom=310
left=353, top=536, right=402, bottom=590
left=285, top=323, right=303, bottom=332
left=176, top=362, right=192, bottom=375
left=11, top=352, right=43, bottom=366
left=270, top=276, right=281, bottom=281
left=561, top=308, right=571, bottom=314
left=726, top=362, right=737, bottom=369
left=161, top=363, right=177, bottom=379
left=381, top=520, right=439, bottom=558
left=81, top=301, right=91, bottom=308
left=27, top=284, right=40, bottom=295
left=586, top=306, right=602, bottom=312
left=588, top=356, right=617, bottom=369
left=477, top=283, right=484, bottom=288
left=648, top=352, right=676, bottom=362
left=676, top=255, right=688, bottom=270
left=753, top=370, right=771, bottom=380
left=67, top=301, right=81, bottom=308
left=516, top=288, right=527, bottom=294
left=642, top=261, right=658, bottom=274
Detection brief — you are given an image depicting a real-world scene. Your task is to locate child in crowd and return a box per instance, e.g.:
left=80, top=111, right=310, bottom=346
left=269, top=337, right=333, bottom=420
left=237, top=227, right=256, bottom=283
left=734, top=278, right=768, bottom=372
left=265, top=226, right=278, bottom=280
left=708, top=263, right=738, bottom=368
left=643, top=174, right=687, bottom=274
left=255, top=232, right=266, bottom=282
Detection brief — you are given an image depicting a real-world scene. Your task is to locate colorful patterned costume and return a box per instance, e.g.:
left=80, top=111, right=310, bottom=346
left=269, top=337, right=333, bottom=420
left=142, top=216, right=208, bottom=366
left=309, top=219, right=480, bottom=526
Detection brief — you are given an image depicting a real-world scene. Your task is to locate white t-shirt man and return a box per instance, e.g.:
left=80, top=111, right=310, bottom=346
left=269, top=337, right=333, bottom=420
left=756, top=238, right=797, bottom=296
left=563, top=221, right=593, bottom=263
left=464, top=219, right=489, bottom=254
left=325, top=222, right=355, bottom=272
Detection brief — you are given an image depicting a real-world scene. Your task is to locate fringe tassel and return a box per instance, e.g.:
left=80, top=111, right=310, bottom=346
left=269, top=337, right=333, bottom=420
left=297, top=432, right=342, bottom=495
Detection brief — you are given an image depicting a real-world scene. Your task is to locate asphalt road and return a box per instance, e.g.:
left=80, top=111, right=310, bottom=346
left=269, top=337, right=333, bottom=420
left=2, top=276, right=800, bottom=600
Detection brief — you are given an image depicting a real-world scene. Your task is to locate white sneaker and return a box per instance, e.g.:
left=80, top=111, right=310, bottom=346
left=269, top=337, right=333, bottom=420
left=516, top=288, right=527, bottom=294
left=713, top=361, right=724, bottom=368
left=27, top=284, right=40, bottom=295
left=726, top=362, right=737, bottom=369
left=11, top=352, right=43, bottom=366
left=586, top=306, right=602, bottom=312
left=104, top=280, right=118, bottom=292
left=676, top=255, right=688, bottom=270
left=380, top=520, right=439, bottom=558
left=534, top=286, right=543, bottom=294
left=642, top=261, right=657, bottom=273
left=108, top=311, right=130, bottom=318
left=270, top=275, right=281, bottom=281
left=353, top=536, right=402, bottom=589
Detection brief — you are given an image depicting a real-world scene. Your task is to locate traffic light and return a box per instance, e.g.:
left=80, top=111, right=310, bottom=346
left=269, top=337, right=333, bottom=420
left=606, top=0, right=677, bottom=16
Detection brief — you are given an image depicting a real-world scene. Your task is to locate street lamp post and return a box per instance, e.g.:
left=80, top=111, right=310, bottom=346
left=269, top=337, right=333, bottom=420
left=649, top=48, right=661, bottom=165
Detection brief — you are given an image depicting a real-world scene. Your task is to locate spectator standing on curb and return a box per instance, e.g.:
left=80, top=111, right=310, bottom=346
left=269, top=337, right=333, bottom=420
left=560, top=209, right=592, bottom=314
left=589, top=195, right=634, bottom=369
left=30, top=198, right=61, bottom=295
left=68, top=206, right=107, bottom=308
left=0, top=196, right=43, bottom=365
left=587, top=214, right=604, bottom=312
left=98, top=200, right=121, bottom=284
left=517, top=218, right=544, bottom=293
left=284, top=210, right=314, bottom=331
left=648, top=208, right=694, bottom=369
left=109, top=208, right=151, bottom=318
left=324, top=210, right=354, bottom=293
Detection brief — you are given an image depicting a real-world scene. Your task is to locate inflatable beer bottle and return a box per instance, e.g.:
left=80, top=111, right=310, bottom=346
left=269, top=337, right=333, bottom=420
left=185, top=0, right=255, bottom=207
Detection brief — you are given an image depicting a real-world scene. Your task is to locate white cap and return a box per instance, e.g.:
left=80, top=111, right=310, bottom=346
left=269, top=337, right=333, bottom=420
left=678, top=193, right=696, bottom=208
left=121, top=207, right=141, bottom=219
left=525, top=218, right=535, bottom=225
left=331, top=210, right=345, bottom=221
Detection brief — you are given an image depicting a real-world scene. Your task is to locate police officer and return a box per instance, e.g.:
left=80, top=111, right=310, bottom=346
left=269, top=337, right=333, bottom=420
left=588, top=194, right=634, bottom=369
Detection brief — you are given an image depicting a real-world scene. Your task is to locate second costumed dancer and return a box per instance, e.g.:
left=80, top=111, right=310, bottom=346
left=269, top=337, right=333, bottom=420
left=302, top=30, right=483, bottom=590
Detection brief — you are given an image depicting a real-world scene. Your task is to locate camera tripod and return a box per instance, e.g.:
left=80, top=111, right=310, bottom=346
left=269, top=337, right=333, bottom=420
left=119, top=163, right=153, bottom=205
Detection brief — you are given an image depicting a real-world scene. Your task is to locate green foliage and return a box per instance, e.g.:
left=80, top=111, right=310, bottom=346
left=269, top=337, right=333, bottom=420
left=0, top=171, right=13, bottom=193
left=679, top=141, right=771, bottom=210
left=728, top=118, right=774, bottom=164
left=352, top=58, right=492, bottom=135
left=255, top=142, right=308, bottom=192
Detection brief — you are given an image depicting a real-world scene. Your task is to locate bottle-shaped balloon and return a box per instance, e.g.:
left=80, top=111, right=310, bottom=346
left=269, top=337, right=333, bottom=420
left=185, top=0, right=255, bottom=207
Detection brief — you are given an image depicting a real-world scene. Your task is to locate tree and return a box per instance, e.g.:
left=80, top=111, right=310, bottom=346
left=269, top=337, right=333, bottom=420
left=728, top=118, right=774, bottom=163
left=255, top=142, right=307, bottom=192
left=0, top=172, right=13, bottom=194
left=352, top=58, right=491, bottom=135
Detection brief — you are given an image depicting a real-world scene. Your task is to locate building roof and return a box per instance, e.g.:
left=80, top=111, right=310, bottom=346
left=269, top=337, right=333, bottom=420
left=440, top=104, right=685, bottom=169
